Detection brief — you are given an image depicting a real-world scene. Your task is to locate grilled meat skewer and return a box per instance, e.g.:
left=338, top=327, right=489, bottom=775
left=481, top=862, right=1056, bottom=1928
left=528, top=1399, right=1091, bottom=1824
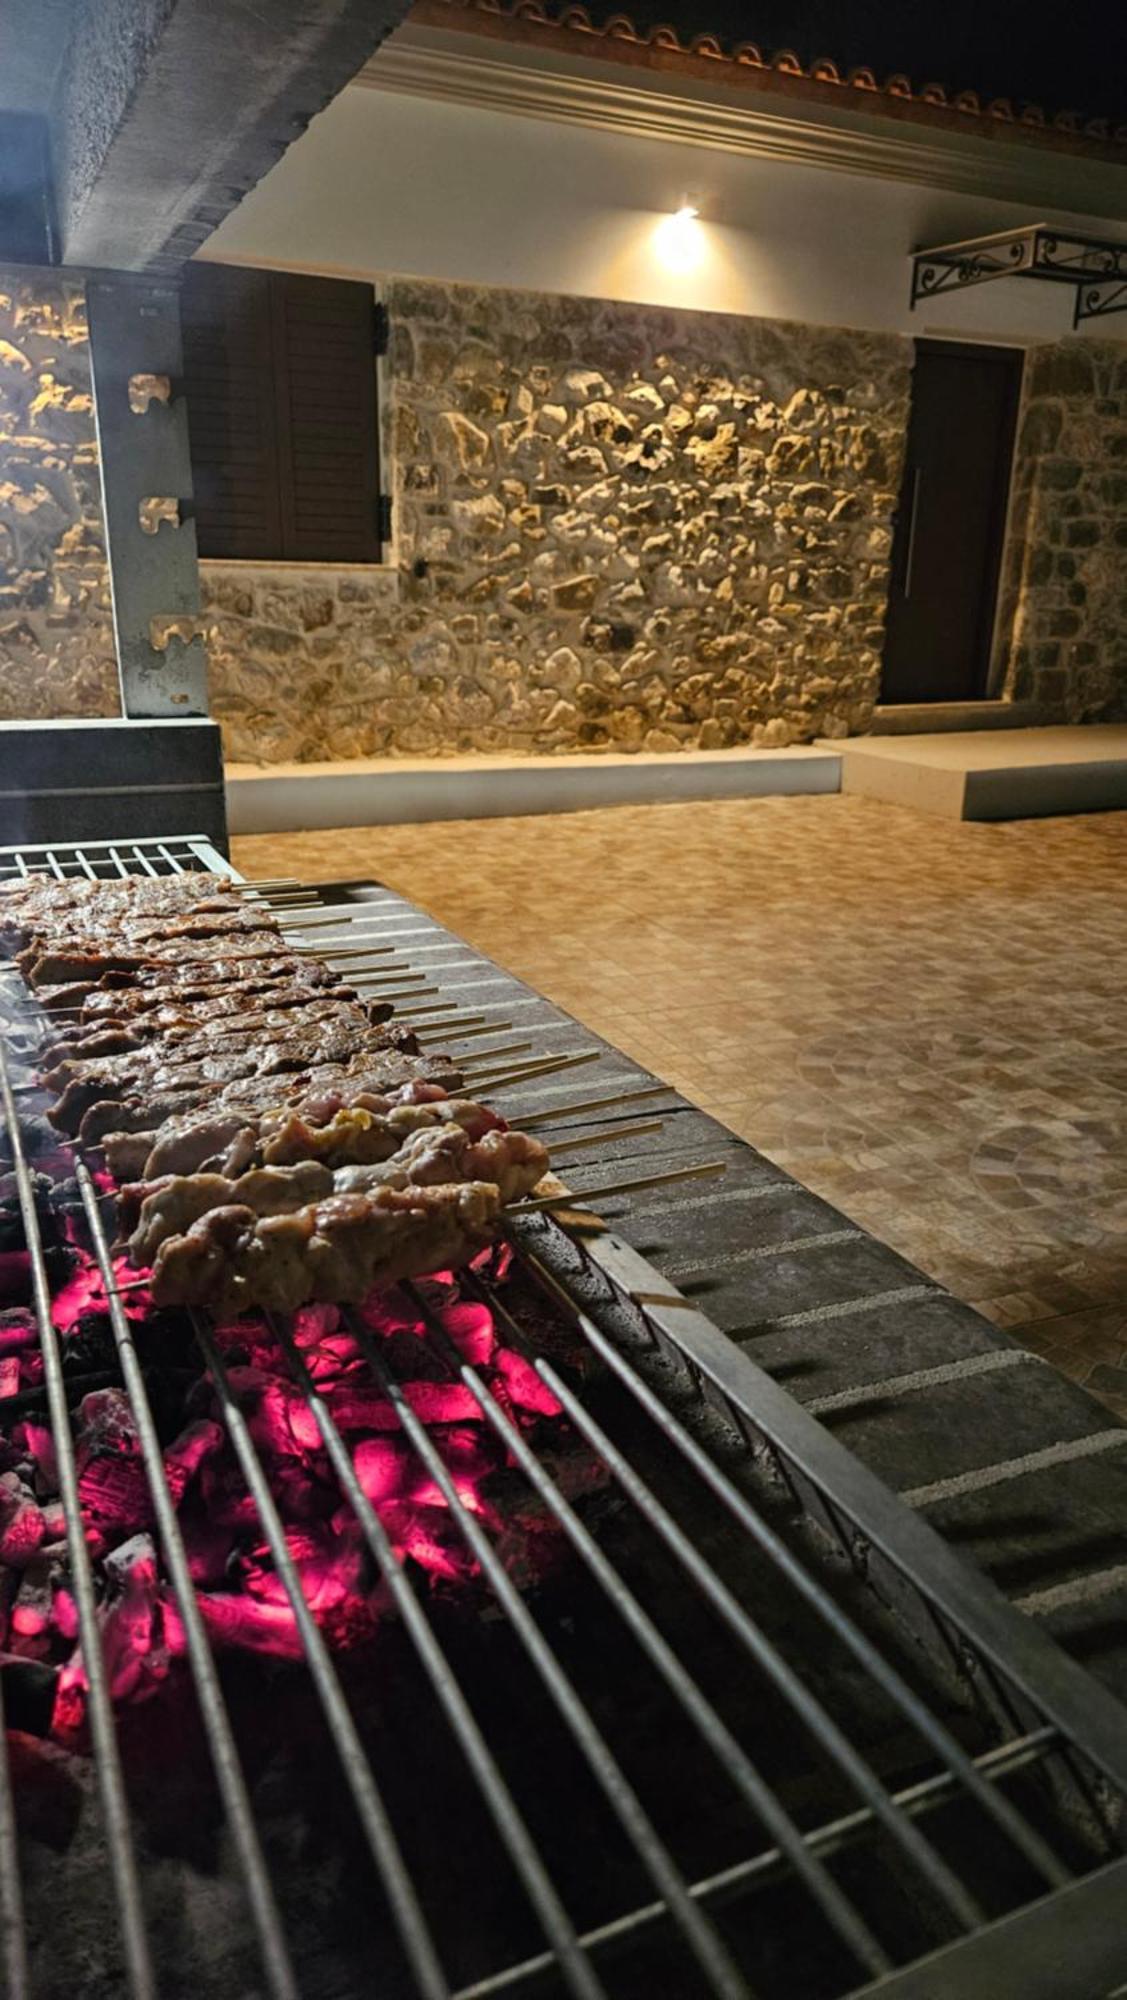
left=48, top=1022, right=446, bottom=1137
left=35, top=957, right=348, bottom=1017
left=22, top=933, right=337, bottom=989
left=104, top=1080, right=480, bottom=1185
left=97, top=1060, right=468, bottom=1178
left=43, top=987, right=378, bottom=1063
left=127, top=1125, right=547, bottom=1265
left=43, top=1003, right=411, bottom=1092
left=149, top=1180, right=504, bottom=1313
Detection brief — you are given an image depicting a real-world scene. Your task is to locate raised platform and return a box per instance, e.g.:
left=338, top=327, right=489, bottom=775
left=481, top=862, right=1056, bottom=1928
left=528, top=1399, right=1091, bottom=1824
left=827, top=725, right=1127, bottom=821
left=225, top=742, right=841, bottom=834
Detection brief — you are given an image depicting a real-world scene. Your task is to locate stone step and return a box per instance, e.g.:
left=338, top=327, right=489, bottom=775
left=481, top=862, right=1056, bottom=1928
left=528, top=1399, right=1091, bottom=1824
left=822, top=724, right=1127, bottom=820
left=225, top=743, right=841, bottom=834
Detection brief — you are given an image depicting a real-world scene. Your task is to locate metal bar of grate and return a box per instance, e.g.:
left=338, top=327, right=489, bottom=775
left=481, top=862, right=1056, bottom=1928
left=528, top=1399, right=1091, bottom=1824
left=0, top=1672, right=28, bottom=1999
left=191, top=1313, right=452, bottom=2000
left=344, top=1306, right=750, bottom=2000
left=269, top=1314, right=609, bottom=2000
left=73, top=1161, right=299, bottom=2000
left=0, top=1040, right=155, bottom=1997
left=449, top=1733, right=1067, bottom=2000
left=404, top=1286, right=895, bottom=1977
left=489, top=1260, right=1072, bottom=1899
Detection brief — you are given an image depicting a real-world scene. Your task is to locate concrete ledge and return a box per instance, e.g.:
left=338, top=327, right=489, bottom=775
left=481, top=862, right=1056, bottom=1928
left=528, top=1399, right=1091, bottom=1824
left=871, top=701, right=1042, bottom=736
left=826, top=726, right=1127, bottom=821
left=225, top=744, right=841, bottom=833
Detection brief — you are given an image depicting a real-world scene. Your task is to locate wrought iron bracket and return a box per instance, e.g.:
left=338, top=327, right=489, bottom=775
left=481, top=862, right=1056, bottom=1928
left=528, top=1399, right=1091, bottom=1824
left=911, top=224, right=1127, bottom=327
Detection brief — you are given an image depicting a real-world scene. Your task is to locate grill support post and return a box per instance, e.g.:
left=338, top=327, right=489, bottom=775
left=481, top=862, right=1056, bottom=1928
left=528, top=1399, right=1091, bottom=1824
left=86, top=273, right=208, bottom=719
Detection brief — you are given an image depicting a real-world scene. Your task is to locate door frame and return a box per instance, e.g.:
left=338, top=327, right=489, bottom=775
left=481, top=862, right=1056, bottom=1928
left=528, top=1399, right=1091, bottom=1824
left=882, top=336, right=1024, bottom=706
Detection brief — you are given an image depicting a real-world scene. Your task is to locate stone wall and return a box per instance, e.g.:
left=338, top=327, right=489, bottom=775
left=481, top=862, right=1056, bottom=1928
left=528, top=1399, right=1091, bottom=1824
left=999, top=339, right=1127, bottom=722
left=206, top=279, right=911, bottom=761
left=0, top=268, right=118, bottom=720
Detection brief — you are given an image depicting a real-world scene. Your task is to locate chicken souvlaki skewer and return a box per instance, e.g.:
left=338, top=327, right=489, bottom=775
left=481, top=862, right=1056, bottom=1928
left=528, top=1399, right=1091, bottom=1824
left=106, top=1083, right=499, bottom=1186
left=148, top=1180, right=508, bottom=1314
left=125, top=1121, right=548, bottom=1266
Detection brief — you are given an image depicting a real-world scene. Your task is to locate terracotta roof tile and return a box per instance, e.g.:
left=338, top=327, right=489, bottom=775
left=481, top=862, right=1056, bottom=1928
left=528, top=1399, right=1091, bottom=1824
left=410, top=0, right=1127, bottom=153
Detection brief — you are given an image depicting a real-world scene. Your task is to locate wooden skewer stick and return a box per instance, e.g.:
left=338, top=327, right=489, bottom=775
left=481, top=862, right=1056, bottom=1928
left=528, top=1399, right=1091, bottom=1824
left=509, top=1159, right=726, bottom=1213
left=546, top=1119, right=665, bottom=1155
left=519, top=1084, right=672, bottom=1128
left=415, top=1020, right=511, bottom=1044
left=352, top=970, right=427, bottom=989
left=297, top=946, right=404, bottom=964
left=239, top=877, right=306, bottom=890
left=459, top=1041, right=534, bottom=1069
left=470, top=1050, right=600, bottom=1090
left=245, top=901, right=321, bottom=916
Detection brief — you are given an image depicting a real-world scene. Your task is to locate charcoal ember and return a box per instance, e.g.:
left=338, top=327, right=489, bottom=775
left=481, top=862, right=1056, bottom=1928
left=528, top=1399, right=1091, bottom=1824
left=0, top=1309, right=37, bottom=1355
left=12, top=1417, right=58, bottom=1496
left=0, top=1170, right=51, bottom=1251
left=57, top=1314, right=117, bottom=1379
left=222, top=1367, right=320, bottom=1456
left=170, top=1591, right=305, bottom=1660
left=74, top=1388, right=151, bottom=1543
left=100, top=1533, right=170, bottom=1705
left=0, top=1469, right=47, bottom=1566
left=10, top=1547, right=76, bottom=1643
left=0, top=1651, right=59, bottom=1735
left=198, top=1454, right=260, bottom=1535
left=163, top=1417, right=224, bottom=1506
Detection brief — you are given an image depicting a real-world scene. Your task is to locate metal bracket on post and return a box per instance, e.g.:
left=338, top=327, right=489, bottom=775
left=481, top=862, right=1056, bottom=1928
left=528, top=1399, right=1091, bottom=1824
left=86, top=275, right=208, bottom=719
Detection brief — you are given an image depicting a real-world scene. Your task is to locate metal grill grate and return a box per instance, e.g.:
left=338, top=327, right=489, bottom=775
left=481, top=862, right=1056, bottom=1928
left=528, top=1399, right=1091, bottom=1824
left=1, top=835, right=1126, bottom=1999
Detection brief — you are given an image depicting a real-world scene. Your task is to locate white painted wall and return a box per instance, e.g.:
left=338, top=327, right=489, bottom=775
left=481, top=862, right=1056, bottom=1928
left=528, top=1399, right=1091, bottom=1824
left=201, top=79, right=1124, bottom=344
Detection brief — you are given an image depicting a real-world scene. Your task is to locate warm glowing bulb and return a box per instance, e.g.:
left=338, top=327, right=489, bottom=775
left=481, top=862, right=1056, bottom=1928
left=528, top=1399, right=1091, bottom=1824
left=653, top=203, right=705, bottom=276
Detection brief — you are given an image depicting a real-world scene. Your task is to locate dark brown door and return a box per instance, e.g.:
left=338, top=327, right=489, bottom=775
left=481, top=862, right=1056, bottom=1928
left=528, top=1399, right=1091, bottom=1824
left=881, top=339, right=1022, bottom=705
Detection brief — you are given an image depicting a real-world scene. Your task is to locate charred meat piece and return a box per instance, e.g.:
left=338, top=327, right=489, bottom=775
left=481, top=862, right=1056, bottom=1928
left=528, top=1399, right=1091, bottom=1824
left=149, top=1180, right=503, bottom=1313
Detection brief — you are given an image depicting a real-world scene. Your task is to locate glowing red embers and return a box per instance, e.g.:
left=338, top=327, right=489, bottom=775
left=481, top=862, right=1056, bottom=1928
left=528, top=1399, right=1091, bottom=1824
left=51, top=1246, right=150, bottom=1332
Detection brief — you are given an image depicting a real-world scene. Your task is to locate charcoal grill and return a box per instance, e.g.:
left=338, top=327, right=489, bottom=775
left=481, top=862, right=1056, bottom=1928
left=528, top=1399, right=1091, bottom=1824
left=1, top=833, right=1127, bottom=1999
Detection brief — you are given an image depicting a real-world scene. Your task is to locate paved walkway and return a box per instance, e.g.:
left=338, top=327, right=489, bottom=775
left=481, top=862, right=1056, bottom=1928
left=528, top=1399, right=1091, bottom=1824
left=232, top=795, right=1127, bottom=1418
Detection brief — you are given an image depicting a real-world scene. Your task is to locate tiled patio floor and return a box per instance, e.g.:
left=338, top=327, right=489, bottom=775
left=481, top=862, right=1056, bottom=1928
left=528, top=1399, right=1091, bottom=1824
left=232, top=795, right=1127, bottom=1418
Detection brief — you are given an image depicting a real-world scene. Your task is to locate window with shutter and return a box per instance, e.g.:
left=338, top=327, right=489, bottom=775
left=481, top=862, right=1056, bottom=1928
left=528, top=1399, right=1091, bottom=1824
left=181, top=264, right=382, bottom=564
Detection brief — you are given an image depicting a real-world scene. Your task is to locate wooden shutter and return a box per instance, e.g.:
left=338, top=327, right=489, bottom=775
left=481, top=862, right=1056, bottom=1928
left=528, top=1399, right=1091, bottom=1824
left=269, top=272, right=381, bottom=564
left=181, top=265, right=381, bottom=564
left=181, top=265, right=284, bottom=560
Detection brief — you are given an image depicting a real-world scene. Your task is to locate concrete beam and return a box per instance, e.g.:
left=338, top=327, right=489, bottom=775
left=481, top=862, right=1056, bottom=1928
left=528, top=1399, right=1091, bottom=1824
left=51, top=0, right=412, bottom=271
